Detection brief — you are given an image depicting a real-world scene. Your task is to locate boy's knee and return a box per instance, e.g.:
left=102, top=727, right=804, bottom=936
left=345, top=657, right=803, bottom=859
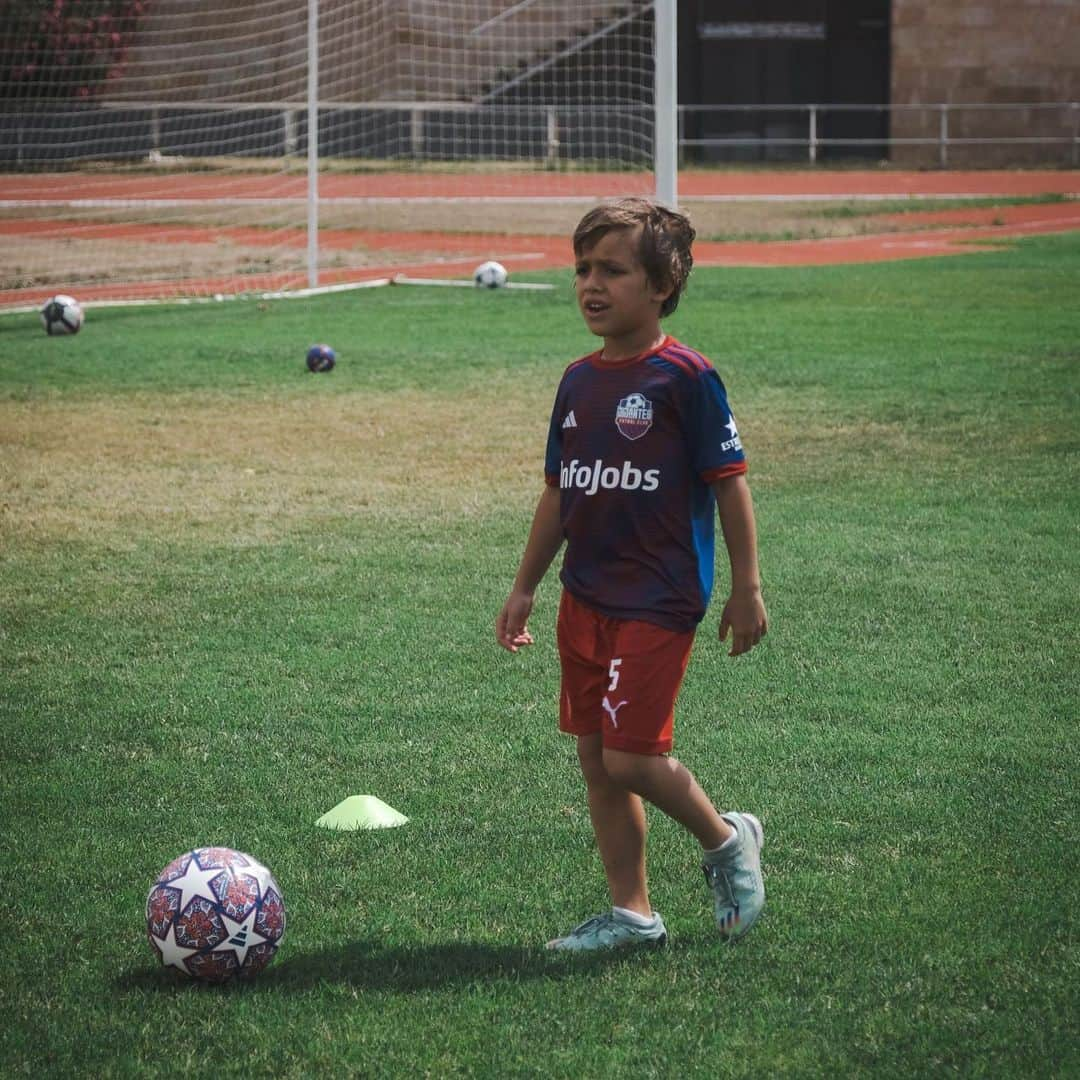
left=576, top=735, right=608, bottom=786
left=601, top=746, right=648, bottom=789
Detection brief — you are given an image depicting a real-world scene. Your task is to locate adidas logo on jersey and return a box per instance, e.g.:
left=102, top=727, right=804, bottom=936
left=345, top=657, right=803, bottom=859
left=560, top=457, right=660, bottom=496
left=562, top=411, right=578, bottom=429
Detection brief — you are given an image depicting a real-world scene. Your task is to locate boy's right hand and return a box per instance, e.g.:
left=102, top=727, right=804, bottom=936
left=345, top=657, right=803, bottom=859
left=496, top=591, right=536, bottom=653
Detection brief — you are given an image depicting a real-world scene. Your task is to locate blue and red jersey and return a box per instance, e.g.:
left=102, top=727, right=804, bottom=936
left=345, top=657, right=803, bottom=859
left=544, top=335, right=746, bottom=632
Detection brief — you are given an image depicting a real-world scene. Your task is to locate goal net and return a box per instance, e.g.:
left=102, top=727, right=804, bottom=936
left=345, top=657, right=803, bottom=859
left=0, top=0, right=665, bottom=309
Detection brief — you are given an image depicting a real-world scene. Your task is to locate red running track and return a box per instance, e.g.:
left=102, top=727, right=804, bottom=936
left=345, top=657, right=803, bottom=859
left=1, top=168, right=1079, bottom=202
left=2, top=170, right=1077, bottom=306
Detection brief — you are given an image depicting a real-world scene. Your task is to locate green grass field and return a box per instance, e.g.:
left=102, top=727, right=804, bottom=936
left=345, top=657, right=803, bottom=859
left=2, top=236, right=1078, bottom=1077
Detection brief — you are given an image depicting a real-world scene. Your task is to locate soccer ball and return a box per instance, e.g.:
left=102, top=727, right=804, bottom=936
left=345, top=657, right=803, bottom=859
left=146, top=847, right=286, bottom=983
left=306, top=343, right=336, bottom=372
left=40, top=294, right=84, bottom=335
left=473, top=260, right=508, bottom=289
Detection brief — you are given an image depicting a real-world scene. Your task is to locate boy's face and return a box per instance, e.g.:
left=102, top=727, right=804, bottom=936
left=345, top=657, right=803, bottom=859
left=574, top=226, right=671, bottom=348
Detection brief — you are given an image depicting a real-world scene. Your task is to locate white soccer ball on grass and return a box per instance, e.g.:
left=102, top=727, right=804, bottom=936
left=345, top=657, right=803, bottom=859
left=473, top=260, right=508, bottom=289
left=40, top=294, right=84, bottom=335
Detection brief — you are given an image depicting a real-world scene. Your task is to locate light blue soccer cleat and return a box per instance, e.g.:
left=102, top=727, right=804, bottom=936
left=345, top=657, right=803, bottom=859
left=702, top=811, right=765, bottom=941
left=546, top=909, right=668, bottom=952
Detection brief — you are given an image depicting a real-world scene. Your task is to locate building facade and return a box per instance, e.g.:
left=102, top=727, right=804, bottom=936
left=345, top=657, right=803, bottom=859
left=891, top=0, right=1078, bottom=165
left=678, top=0, right=1079, bottom=164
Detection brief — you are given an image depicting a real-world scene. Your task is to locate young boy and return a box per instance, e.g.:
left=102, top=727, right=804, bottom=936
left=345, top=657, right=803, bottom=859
left=495, top=197, right=768, bottom=952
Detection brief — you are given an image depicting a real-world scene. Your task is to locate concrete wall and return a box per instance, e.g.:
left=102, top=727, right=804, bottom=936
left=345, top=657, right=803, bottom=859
left=891, top=0, right=1079, bottom=165
left=112, top=0, right=632, bottom=105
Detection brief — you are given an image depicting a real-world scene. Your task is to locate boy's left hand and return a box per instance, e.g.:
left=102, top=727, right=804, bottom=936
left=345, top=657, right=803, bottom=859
left=719, top=588, right=768, bottom=656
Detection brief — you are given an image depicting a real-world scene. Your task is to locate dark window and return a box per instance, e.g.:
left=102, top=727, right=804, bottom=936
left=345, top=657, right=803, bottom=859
left=679, top=0, right=890, bottom=162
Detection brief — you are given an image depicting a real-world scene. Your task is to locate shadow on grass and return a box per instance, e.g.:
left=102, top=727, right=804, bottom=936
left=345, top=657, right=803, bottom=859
left=117, top=937, right=674, bottom=994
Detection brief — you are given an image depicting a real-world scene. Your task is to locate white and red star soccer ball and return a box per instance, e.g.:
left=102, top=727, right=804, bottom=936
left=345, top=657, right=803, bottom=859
left=146, top=847, right=286, bottom=983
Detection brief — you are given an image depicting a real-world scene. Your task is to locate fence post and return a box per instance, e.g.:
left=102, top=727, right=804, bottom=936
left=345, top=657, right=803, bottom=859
left=939, top=104, right=949, bottom=168
left=546, top=107, right=559, bottom=166
left=410, top=108, right=424, bottom=158
left=1072, top=102, right=1079, bottom=167
left=809, top=105, right=818, bottom=164
left=283, top=109, right=297, bottom=156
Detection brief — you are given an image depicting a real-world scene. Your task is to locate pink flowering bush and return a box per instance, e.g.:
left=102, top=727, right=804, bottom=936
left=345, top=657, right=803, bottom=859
left=2, top=0, right=148, bottom=99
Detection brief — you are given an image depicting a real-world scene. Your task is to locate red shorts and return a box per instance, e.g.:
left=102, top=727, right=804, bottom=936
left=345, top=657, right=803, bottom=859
left=556, top=590, right=696, bottom=755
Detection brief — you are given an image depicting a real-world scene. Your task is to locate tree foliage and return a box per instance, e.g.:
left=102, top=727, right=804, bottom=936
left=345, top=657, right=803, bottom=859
left=2, top=0, right=148, bottom=101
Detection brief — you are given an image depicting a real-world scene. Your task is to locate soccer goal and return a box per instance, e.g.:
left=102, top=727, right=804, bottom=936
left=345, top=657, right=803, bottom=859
left=0, top=0, right=677, bottom=308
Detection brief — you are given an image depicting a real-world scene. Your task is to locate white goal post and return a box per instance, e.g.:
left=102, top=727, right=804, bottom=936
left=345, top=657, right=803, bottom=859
left=653, top=0, right=678, bottom=209
left=0, top=0, right=678, bottom=307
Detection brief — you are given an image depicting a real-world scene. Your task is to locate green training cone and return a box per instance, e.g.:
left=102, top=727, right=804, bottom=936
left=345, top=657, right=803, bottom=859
left=315, top=795, right=408, bottom=831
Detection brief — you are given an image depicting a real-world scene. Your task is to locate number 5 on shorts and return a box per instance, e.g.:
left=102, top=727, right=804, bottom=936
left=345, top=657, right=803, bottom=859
left=608, top=658, right=622, bottom=692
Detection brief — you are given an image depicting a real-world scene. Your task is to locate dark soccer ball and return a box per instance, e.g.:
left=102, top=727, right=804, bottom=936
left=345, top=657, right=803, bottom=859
left=40, top=294, right=84, bottom=335
left=306, top=343, right=336, bottom=372
left=146, top=847, right=286, bottom=983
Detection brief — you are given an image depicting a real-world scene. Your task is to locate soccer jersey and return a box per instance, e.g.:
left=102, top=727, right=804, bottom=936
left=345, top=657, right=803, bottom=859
left=544, top=335, right=746, bottom=632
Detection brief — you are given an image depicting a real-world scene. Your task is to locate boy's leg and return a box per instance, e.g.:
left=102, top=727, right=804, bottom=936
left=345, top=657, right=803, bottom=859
left=558, top=594, right=657, bottom=921
left=546, top=733, right=667, bottom=951
left=559, top=596, right=766, bottom=943
left=600, top=749, right=733, bottom=852
left=603, top=749, right=765, bottom=940
left=577, top=734, right=651, bottom=917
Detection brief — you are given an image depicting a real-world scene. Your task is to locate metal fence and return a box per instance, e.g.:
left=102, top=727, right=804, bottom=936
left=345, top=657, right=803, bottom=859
left=0, top=101, right=653, bottom=167
left=678, top=103, right=1080, bottom=167
left=2, top=100, right=1078, bottom=168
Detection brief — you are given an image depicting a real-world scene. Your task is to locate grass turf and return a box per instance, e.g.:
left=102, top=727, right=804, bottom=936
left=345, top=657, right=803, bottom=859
left=1, top=234, right=1078, bottom=1077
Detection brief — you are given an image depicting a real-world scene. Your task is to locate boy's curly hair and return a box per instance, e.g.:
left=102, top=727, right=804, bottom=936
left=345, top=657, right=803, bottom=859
left=572, top=197, right=695, bottom=317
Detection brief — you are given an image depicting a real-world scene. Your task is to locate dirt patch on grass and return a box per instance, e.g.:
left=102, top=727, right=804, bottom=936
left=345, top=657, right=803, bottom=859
left=0, top=218, right=486, bottom=291
left=0, top=389, right=544, bottom=544
left=0, top=236, right=293, bottom=291
left=2, top=384, right=939, bottom=547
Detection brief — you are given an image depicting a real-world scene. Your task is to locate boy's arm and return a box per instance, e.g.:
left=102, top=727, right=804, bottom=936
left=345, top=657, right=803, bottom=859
left=711, top=473, right=768, bottom=656
left=496, top=484, right=564, bottom=653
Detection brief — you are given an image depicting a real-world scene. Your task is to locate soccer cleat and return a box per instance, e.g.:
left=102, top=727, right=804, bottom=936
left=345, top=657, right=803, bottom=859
left=702, top=812, right=765, bottom=941
left=546, top=909, right=668, bottom=952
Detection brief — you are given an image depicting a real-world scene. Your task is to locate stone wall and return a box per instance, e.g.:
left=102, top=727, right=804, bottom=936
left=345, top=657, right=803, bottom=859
left=891, top=0, right=1079, bottom=165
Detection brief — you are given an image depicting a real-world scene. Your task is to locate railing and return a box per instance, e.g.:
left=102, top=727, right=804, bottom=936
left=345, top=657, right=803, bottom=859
left=678, top=103, right=1080, bottom=167
left=0, top=100, right=654, bottom=167
left=2, top=101, right=1078, bottom=168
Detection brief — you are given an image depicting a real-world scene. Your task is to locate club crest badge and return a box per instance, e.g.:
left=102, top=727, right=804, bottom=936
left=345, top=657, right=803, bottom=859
left=615, top=393, right=653, bottom=440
